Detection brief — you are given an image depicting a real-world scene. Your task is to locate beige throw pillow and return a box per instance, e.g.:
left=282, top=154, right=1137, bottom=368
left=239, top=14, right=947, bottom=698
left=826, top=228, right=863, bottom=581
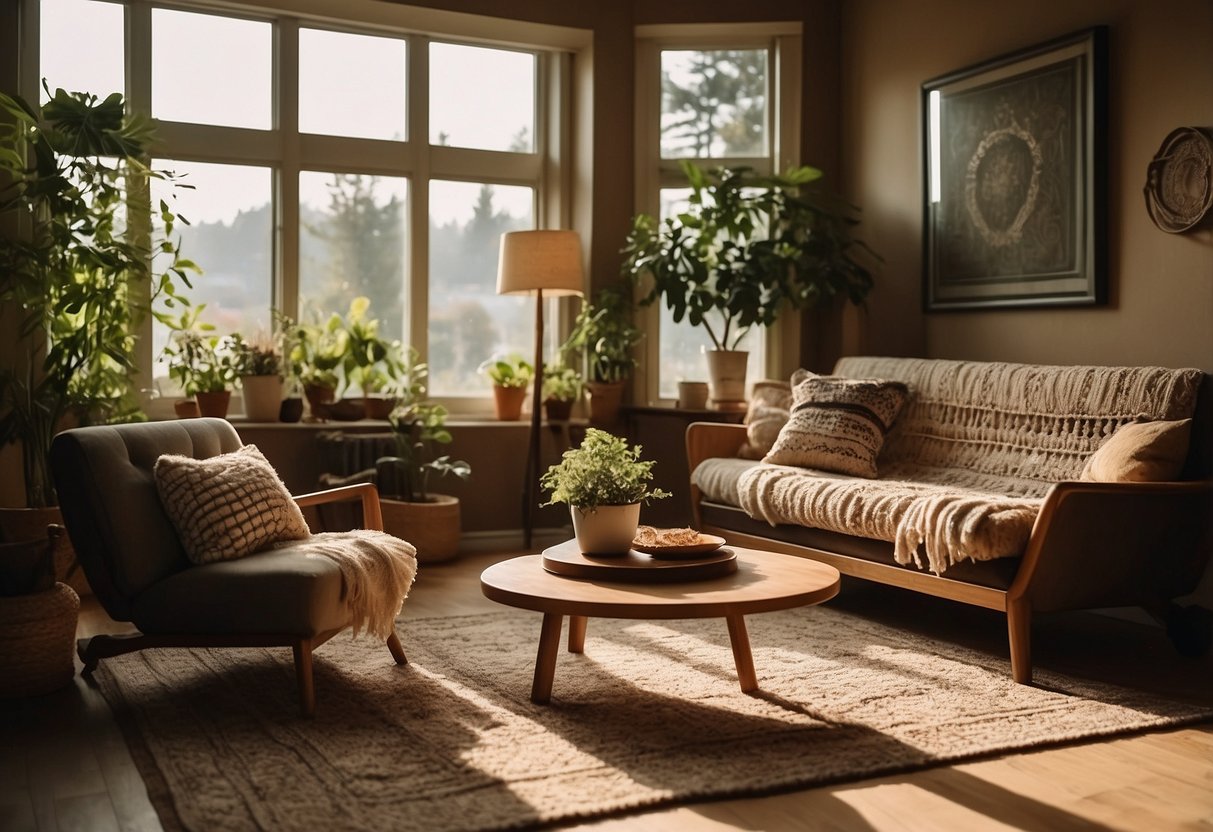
left=738, top=379, right=793, bottom=459
left=155, top=444, right=311, bottom=564
left=763, top=373, right=909, bottom=478
left=1079, top=419, right=1192, bottom=482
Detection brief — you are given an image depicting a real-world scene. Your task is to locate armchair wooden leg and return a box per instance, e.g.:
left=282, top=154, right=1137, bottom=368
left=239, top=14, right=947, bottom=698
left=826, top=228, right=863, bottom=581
left=292, top=639, right=316, bottom=717
left=387, top=631, right=408, bottom=665
left=1007, top=598, right=1032, bottom=684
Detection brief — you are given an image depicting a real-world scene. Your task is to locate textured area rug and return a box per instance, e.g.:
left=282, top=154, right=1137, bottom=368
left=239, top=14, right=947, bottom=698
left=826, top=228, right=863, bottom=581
left=95, top=608, right=1213, bottom=832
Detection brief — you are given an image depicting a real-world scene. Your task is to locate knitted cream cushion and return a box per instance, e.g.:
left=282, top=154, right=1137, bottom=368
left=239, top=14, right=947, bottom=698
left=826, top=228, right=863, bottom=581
left=738, top=379, right=793, bottom=459
left=1080, top=419, right=1192, bottom=483
left=155, top=444, right=310, bottom=565
left=763, top=372, right=909, bottom=479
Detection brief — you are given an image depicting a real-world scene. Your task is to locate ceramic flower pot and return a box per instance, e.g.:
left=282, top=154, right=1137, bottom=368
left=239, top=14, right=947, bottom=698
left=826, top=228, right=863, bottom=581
left=240, top=375, right=283, bottom=422
left=570, top=503, right=640, bottom=556
left=544, top=397, right=574, bottom=423
left=173, top=399, right=200, bottom=419
left=705, top=349, right=748, bottom=411
left=194, top=390, right=231, bottom=419
left=586, top=381, right=624, bottom=425
left=279, top=397, right=304, bottom=423
left=304, top=383, right=335, bottom=422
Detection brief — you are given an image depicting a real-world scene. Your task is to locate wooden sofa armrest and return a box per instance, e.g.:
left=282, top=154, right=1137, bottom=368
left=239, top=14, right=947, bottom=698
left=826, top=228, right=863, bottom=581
left=686, top=422, right=748, bottom=528
left=1010, top=479, right=1213, bottom=613
left=294, top=482, right=384, bottom=531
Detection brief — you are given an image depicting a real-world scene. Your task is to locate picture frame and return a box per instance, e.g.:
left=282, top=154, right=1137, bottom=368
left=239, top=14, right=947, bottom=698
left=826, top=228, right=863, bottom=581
left=922, top=27, right=1107, bottom=311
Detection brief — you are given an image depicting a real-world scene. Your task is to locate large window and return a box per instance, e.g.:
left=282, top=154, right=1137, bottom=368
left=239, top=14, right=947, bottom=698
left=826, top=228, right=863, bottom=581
left=635, top=25, right=802, bottom=403
left=30, top=0, right=583, bottom=412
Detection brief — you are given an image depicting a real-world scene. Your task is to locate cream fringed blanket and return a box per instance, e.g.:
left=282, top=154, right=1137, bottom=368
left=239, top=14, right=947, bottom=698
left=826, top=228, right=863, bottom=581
left=275, top=530, right=417, bottom=638
left=700, top=358, right=1203, bottom=575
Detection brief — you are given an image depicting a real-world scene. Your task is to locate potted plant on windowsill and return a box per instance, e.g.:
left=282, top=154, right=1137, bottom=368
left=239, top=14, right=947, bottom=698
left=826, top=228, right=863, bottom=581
left=375, top=348, right=471, bottom=562
left=0, top=87, right=192, bottom=591
left=622, top=161, right=876, bottom=408
left=541, top=364, right=582, bottom=423
left=478, top=354, right=533, bottom=421
left=159, top=305, right=239, bottom=419
left=231, top=334, right=283, bottom=422
left=560, top=286, right=642, bottom=426
left=540, top=428, right=669, bottom=555
left=282, top=313, right=347, bottom=422
left=339, top=296, right=405, bottom=421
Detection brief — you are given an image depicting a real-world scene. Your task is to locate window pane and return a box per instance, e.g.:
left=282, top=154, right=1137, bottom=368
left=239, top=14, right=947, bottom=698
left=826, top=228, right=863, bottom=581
left=299, top=172, right=408, bottom=343
left=430, top=43, right=535, bottom=152
left=429, top=181, right=534, bottom=396
left=661, top=49, right=767, bottom=158
left=300, top=29, right=406, bottom=141
left=39, top=0, right=124, bottom=101
left=152, top=10, right=271, bottom=129
left=152, top=161, right=273, bottom=381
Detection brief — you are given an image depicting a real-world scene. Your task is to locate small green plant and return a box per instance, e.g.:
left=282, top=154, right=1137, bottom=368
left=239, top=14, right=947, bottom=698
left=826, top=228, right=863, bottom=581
left=560, top=286, right=642, bottom=384
left=158, top=305, right=238, bottom=395
left=542, top=364, right=583, bottom=402
left=376, top=348, right=470, bottom=502
left=478, top=354, right=534, bottom=389
left=230, top=334, right=282, bottom=377
left=540, top=428, right=670, bottom=511
left=340, top=295, right=404, bottom=397
left=282, top=313, right=347, bottom=391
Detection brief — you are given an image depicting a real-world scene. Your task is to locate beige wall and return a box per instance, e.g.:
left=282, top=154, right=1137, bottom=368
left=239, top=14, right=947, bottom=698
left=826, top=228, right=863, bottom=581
left=842, top=0, right=1213, bottom=373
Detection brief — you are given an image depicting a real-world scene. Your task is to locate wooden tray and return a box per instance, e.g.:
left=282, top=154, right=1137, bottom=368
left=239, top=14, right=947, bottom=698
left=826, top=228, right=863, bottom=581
left=541, top=538, right=737, bottom=583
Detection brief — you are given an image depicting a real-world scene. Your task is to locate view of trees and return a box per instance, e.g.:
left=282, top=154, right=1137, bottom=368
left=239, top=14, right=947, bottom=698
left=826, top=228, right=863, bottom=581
left=661, top=49, right=767, bottom=158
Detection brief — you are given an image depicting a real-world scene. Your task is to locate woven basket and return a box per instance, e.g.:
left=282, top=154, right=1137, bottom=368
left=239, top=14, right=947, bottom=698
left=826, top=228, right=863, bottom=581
left=0, top=582, right=80, bottom=698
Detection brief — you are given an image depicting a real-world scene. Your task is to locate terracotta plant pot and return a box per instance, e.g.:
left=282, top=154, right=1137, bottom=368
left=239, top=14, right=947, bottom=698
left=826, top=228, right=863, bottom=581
left=240, top=375, right=283, bottom=422
left=492, top=385, right=527, bottom=421
left=570, top=503, right=640, bottom=556
left=173, top=399, right=200, bottom=419
left=304, top=383, right=335, bottom=422
left=195, top=390, right=232, bottom=419
left=586, top=381, right=624, bottom=426
left=379, top=495, right=461, bottom=563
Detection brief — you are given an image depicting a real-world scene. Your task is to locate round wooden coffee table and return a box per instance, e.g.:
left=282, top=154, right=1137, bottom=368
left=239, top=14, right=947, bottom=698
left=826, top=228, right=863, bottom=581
left=480, top=543, right=840, bottom=704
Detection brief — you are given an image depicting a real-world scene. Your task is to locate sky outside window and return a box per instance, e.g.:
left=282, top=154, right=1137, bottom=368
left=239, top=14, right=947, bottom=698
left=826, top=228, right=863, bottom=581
left=430, top=43, right=535, bottom=152
left=39, top=0, right=124, bottom=101
left=300, top=29, right=407, bottom=141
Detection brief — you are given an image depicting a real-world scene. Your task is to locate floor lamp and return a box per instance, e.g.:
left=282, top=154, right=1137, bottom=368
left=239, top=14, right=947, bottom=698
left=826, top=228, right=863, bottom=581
left=496, top=230, right=584, bottom=549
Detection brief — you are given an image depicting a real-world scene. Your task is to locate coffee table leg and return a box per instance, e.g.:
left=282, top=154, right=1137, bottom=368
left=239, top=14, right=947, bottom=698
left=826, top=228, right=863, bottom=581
left=568, top=615, right=587, bottom=653
left=531, top=613, right=564, bottom=704
left=726, top=613, right=758, bottom=693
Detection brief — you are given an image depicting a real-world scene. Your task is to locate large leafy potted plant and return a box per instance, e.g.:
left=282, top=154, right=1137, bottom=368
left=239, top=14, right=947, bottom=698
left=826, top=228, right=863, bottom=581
left=376, top=348, right=470, bottom=562
left=338, top=295, right=405, bottom=420
left=540, top=428, right=669, bottom=555
left=560, top=286, right=642, bottom=425
left=622, top=161, right=876, bottom=407
left=0, top=87, right=192, bottom=588
left=282, top=313, right=347, bottom=421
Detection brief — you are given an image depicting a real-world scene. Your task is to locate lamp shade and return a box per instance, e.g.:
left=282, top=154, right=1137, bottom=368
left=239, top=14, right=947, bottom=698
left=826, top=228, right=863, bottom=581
left=496, top=230, right=585, bottom=297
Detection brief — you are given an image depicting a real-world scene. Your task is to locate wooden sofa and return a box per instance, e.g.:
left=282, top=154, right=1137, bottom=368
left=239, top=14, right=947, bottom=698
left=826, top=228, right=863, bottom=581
left=687, top=357, right=1213, bottom=684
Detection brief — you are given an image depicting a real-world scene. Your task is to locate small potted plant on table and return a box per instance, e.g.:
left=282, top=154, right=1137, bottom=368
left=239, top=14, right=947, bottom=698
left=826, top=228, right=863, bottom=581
left=540, top=428, right=669, bottom=555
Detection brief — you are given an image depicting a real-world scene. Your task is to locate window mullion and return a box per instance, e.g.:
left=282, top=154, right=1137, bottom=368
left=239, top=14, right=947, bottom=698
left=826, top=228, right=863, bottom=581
left=278, top=17, right=300, bottom=321
left=408, top=33, right=430, bottom=357
left=127, top=2, right=155, bottom=410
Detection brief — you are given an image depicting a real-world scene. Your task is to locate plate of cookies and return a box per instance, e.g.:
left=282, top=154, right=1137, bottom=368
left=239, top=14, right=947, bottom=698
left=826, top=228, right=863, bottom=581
left=632, top=525, right=726, bottom=557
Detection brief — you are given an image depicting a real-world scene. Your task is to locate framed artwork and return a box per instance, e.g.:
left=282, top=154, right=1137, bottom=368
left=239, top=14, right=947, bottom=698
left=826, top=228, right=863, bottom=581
left=922, top=27, right=1107, bottom=310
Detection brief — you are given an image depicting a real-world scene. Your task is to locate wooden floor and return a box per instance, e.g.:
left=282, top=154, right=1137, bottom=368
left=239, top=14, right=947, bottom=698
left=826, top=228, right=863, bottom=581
left=2, top=549, right=1211, bottom=832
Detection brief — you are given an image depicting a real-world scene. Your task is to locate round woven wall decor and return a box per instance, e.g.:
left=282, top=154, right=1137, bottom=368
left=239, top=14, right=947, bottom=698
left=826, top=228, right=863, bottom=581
left=1144, top=126, right=1213, bottom=233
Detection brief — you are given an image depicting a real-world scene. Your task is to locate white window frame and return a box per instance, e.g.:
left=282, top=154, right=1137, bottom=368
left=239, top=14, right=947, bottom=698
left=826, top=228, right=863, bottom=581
left=633, top=22, right=803, bottom=405
left=20, top=0, right=590, bottom=419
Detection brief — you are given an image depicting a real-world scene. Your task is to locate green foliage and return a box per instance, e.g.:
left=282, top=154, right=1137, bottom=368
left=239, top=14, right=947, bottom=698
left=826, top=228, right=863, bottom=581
left=376, top=348, right=470, bottom=503
left=560, top=286, right=642, bottom=383
left=662, top=49, right=767, bottom=158
left=280, top=310, right=347, bottom=390
left=621, top=162, right=878, bottom=351
left=229, top=333, right=282, bottom=377
left=542, top=364, right=583, bottom=402
left=540, top=428, right=670, bottom=511
left=157, top=304, right=238, bottom=395
left=339, top=295, right=404, bottom=397
left=478, top=354, right=533, bottom=389
left=0, top=87, right=194, bottom=507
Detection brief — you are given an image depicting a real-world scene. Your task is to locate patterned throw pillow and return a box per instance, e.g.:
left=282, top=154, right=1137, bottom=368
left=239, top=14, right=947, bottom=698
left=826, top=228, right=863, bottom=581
left=155, top=444, right=311, bottom=565
left=738, top=379, right=793, bottom=459
left=763, top=373, right=909, bottom=478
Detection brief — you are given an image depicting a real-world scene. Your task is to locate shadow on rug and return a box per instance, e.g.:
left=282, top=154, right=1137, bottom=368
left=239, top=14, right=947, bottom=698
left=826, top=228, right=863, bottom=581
left=93, top=606, right=1213, bottom=832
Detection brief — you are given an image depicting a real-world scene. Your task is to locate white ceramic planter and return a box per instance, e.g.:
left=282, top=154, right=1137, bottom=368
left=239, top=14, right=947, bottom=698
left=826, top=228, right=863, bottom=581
left=570, top=503, right=640, bottom=555
left=241, top=375, right=284, bottom=422
left=705, top=349, right=749, bottom=408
